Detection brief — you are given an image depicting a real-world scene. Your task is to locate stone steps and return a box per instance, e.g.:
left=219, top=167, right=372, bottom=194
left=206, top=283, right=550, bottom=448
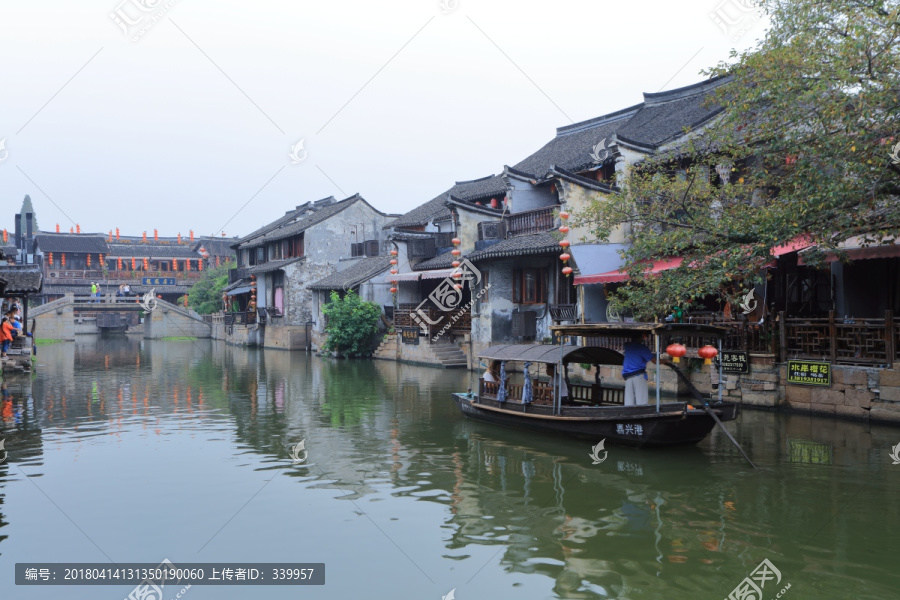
left=372, top=335, right=468, bottom=368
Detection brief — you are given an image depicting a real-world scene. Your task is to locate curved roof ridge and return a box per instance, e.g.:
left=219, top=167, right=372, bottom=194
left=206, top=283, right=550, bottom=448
left=642, top=74, right=731, bottom=106
left=555, top=102, right=644, bottom=137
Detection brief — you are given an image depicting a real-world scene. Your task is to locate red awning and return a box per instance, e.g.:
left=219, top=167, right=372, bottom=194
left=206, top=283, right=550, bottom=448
left=798, top=236, right=900, bottom=265
left=771, top=236, right=812, bottom=257
left=574, top=257, right=683, bottom=285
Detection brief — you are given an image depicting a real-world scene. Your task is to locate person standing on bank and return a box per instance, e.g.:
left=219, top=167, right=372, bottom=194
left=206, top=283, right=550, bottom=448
left=622, top=334, right=659, bottom=406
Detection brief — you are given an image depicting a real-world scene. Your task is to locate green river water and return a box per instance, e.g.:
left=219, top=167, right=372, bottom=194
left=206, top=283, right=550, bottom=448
left=0, top=337, right=898, bottom=599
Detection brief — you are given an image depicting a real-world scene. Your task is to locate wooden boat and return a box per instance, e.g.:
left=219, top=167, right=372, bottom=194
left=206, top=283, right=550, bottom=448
left=452, top=323, right=739, bottom=448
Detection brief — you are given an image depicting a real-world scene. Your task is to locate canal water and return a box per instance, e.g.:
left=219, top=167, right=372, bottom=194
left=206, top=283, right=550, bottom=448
left=1, top=338, right=899, bottom=600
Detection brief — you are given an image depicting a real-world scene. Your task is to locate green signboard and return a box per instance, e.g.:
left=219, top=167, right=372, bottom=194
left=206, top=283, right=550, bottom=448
left=787, top=360, right=831, bottom=386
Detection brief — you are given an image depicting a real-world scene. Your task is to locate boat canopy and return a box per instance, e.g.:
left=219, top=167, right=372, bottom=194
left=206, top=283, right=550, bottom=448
left=550, top=322, right=729, bottom=339
left=478, top=344, right=624, bottom=366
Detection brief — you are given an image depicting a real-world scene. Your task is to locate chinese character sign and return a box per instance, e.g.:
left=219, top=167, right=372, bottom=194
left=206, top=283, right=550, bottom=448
left=786, top=360, right=831, bottom=386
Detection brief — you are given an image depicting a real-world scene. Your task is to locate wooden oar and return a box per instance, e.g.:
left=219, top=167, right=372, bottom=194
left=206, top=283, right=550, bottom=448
left=662, top=360, right=758, bottom=469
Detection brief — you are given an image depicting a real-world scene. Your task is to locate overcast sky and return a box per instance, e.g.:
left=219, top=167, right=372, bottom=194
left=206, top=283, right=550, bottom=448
left=0, top=0, right=768, bottom=239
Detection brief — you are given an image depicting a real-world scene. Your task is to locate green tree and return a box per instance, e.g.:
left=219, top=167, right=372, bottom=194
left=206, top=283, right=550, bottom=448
left=581, top=0, right=900, bottom=318
left=322, top=290, right=382, bottom=357
left=187, top=262, right=230, bottom=314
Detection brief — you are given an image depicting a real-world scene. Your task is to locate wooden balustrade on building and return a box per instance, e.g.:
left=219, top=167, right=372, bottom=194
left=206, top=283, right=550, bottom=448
left=781, top=310, right=896, bottom=367
left=393, top=303, right=471, bottom=339
left=505, top=206, right=556, bottom=237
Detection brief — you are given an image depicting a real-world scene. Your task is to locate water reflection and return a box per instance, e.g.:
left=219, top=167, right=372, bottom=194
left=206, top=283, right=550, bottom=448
left=0, top=338, right=899, bottom=598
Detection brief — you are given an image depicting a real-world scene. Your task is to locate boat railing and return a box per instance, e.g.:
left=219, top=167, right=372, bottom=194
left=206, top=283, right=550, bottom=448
left=479, top=379, right=624, bottom=405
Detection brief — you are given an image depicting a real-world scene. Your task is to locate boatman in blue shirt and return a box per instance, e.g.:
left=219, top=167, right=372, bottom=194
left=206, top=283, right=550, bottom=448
left=622, top=334, right=659, bottom=406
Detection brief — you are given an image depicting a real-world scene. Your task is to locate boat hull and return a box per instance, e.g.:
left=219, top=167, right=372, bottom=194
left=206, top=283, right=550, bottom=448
left=451, top=393, right=739, bottom=447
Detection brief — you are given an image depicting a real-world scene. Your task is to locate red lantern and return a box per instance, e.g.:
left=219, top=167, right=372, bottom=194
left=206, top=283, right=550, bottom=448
left=390, top=269, right=398, bottom=275
left=559, top=225, right=570, bottom=234
left=390, top=259, right=398, bottom=265
left=452, top=272, right=462, bottom=279
left=55, top=224, right=60, bottom=233
left=452, top=238, right=461, bottom=246
left=108, top=231, right=113, bottom=242
left=562, top=266, right=573, bottom=277
left=198, top=259, right=203, bottom=271
left=698, top=345, right=718, bottom=365
left=390, top=249, right=398, bottom=256
left=62, top=253, right=66, bottom=267
left=216, top=256, right=220, bottom=267
left=559, top=240, right=570, bottom=248
left=559, top=253, right=571, bottom=263
left=117, top=257, right=122, bottom=270
left=452, top=260, right=461, bottom=268
left=185, top=259, right=191, bottom=271
left=100, top=254, right=105, bottom=266
left=87, top=254, right=92, bottom=267
left=142, top=231, right=147, bottom=242
left=143, top=258, right=149, bottom=271
left=183, top=296, right=188, bottom=307
left=559, top=211, right=570, bottom=220
left=666, top=343, right=687, bottom=363
left=76, top=224, right=81, bottom=234
left=172, top=258, right=178, bottom=272
left=48, top=252, right=54, bottom=266
left=177, top=233, right=182, bottom=244
left=131, top=257, right=136, bottom=270
left=115, top=227, right=120, bottom=241
left=154, top=229, right=158, bottom=241
left=390, top=287, right=398, bottom=293
left=451, top=249, right=461, bottom=256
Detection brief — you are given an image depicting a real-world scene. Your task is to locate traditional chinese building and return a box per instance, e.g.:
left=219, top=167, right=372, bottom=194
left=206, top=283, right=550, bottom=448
left=225, top=194, right=396, bottom=349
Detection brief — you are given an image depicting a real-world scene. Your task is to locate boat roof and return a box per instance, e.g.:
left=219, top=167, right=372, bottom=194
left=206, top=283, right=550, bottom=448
left=479, top=344, right=624, bottom=366
left=550, top=322, right=729, bottom=338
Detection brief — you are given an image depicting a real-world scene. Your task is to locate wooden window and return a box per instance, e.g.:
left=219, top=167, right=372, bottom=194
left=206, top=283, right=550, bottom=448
left=513, top=268, right=546, bottom=304
left=556, top=268, right=576, bottom=304
left=256, top=246, right=265, bottom=264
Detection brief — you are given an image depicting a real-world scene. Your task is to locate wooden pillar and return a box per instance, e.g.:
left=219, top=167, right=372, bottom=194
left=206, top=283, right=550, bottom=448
left=828, top=310, right=837, bottom=363
left=886, top=310, right=895, bottom=368
left=779, top=311, right=787, bottom=363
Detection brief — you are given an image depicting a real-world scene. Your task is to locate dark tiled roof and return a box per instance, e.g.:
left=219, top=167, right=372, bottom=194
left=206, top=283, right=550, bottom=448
left=224, top=279, right=248, bottom=293
left=389, top=175, right=507, bottom=229
left=617, top=76, right=730, bottom=151
left=413, top=250, right=457, bottom=271
left=511, top=76, right=730, bottom=177
left=195, top=237, right=238, bottom=257
left=468, top=232, right=559, bottom=262
left=248, top=257, right=305, bottom=274
left=235, top=197, right=337, bottom=247
left=33, top=232, right=109, bottom=254
left=1, top=243, right=16, bottom=260
left=390, top=230, right=434, bottom=241
left=107, top=243, right=199, bottom=258
left=308, top=256, right=392, bottom=290
left=0, top=265, right=44, bottom=294
left=239, top=195, right=375, bottom=248
left=511, top=105, right=641, bottom=178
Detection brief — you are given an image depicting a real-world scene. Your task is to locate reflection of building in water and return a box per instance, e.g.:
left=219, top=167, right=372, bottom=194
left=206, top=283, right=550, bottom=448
left=438, top=432, right=733, bottom=598
left=0, top=374, right=45, bottom=556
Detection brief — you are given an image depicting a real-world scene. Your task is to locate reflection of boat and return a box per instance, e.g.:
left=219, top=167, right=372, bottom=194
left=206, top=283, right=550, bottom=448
left=452, top=323, right=739, bottom=447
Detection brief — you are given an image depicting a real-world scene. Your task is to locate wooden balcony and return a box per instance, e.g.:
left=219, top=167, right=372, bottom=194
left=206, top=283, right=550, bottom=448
left=506, top=206, right=556, bottom=237
left=393, top=303, right=471, bottom=339
left=45, top=269, right=203, bottom=284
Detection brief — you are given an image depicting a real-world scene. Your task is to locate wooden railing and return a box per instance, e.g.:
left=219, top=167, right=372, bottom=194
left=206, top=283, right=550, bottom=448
left=478, top=379, right=624, bottom=405
left=549, top=304, right=576, bottom=322
left=782, top=310, right=896, bottom=366
left=505, top=206, right=556, bottom=237
left=45, top=269, right=203, bottom=283
left=393, top=303, right=471, bottom=339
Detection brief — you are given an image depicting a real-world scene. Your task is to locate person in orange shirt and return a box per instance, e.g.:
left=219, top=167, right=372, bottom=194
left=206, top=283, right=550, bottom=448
left=0, top=315, right=14, bottom=359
